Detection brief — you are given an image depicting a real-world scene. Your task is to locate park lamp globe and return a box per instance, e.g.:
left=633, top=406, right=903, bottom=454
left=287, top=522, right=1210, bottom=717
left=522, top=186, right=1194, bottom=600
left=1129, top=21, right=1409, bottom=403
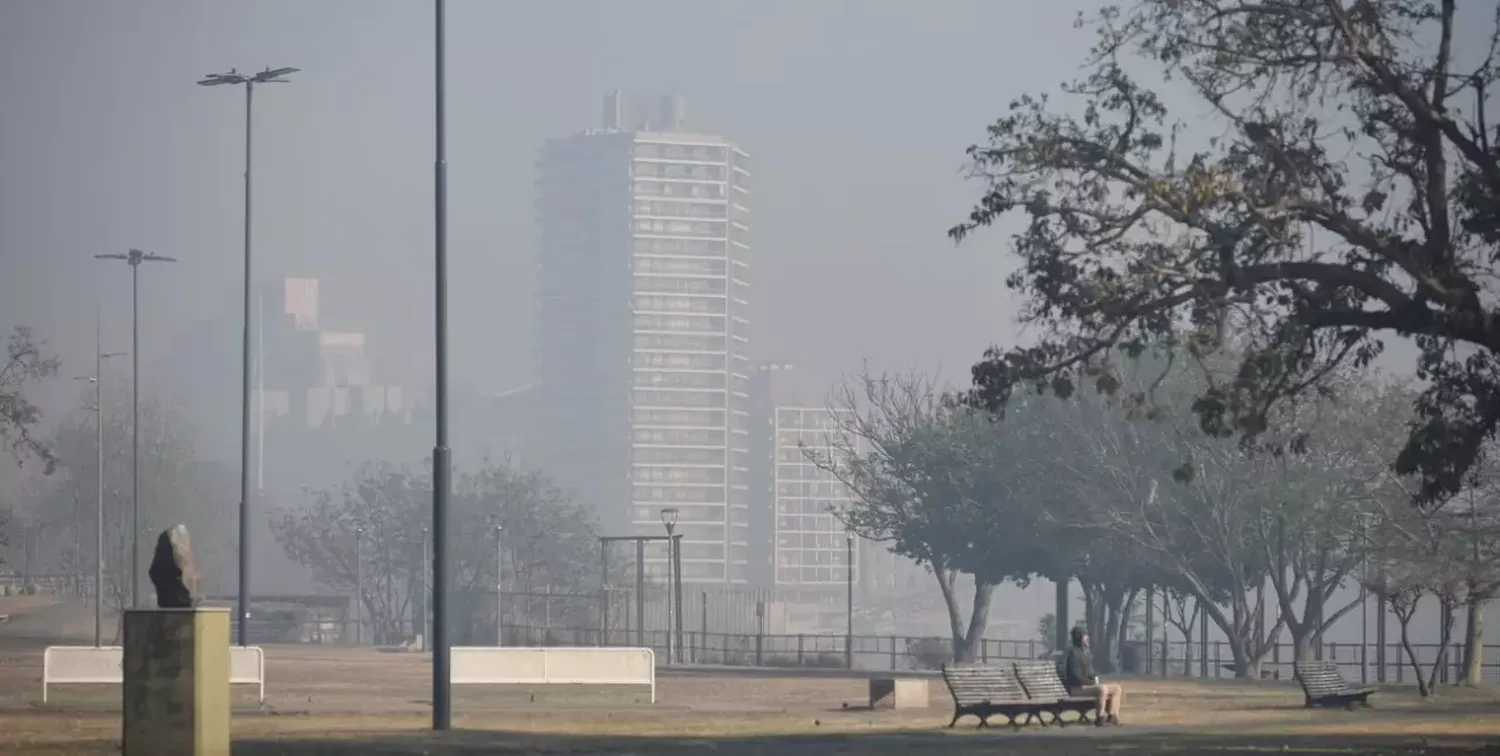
left=659, top=507, right=679, bottom=536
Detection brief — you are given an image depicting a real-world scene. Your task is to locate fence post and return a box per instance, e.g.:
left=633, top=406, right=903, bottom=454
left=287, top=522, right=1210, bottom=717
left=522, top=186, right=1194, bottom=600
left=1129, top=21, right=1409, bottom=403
left=1028, top=639, right=1036, bottom=661
left=755, top=631, right=763, bottom=667
left=890, top=636, right=898, bottom=671
left=1213, top=642, right=1221, bottom=678
left=797, top=634, right=805, bottom=665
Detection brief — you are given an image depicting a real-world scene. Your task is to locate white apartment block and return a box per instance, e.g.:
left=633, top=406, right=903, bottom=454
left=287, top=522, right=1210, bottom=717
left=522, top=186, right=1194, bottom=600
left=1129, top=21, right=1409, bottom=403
left=771, top=407, right=859, bottom=590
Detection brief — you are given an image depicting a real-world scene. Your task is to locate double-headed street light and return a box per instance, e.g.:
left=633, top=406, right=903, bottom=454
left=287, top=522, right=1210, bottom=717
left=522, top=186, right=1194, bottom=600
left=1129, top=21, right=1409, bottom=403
left=94, top=249, right=175, bottom=609
left=197, top=64, right=297, bottom=648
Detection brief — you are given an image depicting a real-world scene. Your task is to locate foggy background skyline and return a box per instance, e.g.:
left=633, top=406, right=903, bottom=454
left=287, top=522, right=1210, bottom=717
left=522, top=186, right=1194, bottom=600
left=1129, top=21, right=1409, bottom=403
left=5, top=0, right=1487, bottom=647
left=0, top=0, right=1109, bottom=450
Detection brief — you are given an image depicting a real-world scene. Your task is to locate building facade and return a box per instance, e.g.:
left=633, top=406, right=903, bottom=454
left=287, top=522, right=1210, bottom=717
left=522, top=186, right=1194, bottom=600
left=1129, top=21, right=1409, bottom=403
left=535, top=93, right=752, bottom=584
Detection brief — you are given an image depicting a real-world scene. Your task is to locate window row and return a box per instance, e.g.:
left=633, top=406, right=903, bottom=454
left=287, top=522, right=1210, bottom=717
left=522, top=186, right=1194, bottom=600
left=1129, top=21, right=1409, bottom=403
left=632, top=485, right=724, bottom=503
left=633, top=388, right=727, bottom=408
left=633, top=446, right=723, bottom=464
left=633, top=276, right=727, bottom=296
left=633, top=218, right=725, bottom=237
left=775, top=542, right=854, bottom=561
left=633, top=180, right=727, bottom=200
left=776, top=567, right=852, bottom=585
left=633, top=295, right=725, bottom=314
left=634, top=200, right=727, bottom=219
left=634, top=143, right=728, bottom=162
left=777, top=515, right=845, bottom=534
left=633, top=163, right=727, bottom=181
left=634, top=314, right=725, bottom=333
left=634, top=371, right=725, bottom=390
left=633, top=427, right=723, bottom=445
left=634, top=334, right=725, bottom=351
left=777, top=480, right=848, bottom=497
left=777, top=499, right=843, bottom=516
left=634, top=352, right=727, bottom=371
left=633, top=256, right=726, bottom=276
left=631, top=466, right=725, bottom=484
left=634, top=237, right=726, bottom=258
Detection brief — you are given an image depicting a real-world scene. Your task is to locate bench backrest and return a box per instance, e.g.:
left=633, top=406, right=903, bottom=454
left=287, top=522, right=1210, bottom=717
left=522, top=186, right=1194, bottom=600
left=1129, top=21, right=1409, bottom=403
left=1013, top=661, right=1072, bottom=701
left=940, top=663, right=1028, bottom=705
left=1293, top=660, right=1348, bottom=697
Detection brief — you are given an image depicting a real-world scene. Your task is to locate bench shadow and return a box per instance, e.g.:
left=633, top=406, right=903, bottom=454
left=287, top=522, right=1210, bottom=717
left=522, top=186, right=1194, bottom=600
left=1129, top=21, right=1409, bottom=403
left=220, top=729, right=1500, bottom=755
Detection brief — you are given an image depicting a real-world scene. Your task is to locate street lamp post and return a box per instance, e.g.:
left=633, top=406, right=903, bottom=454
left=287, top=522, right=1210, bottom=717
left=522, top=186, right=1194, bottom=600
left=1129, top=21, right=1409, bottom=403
left=354, top=527, right=363, bottom=646
left=430, top=0, right=455, bottom=731
left=421, top=526, right=430, bottom=645
left=845, top=532, right=855, bottom=670
left=94, top=249, right=175, bottom=609
left=75, top=313, right=125, bottom=647
left=495, top=525, right=504, bottom=646
left=197, top=64, right=298, bottom=648
left=660, top=508, right=679, bottom=665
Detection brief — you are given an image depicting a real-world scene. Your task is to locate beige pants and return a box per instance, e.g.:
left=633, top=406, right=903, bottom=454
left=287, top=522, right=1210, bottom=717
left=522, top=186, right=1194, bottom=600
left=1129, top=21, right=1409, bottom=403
left=1075, top=683, right=1123, bottom=720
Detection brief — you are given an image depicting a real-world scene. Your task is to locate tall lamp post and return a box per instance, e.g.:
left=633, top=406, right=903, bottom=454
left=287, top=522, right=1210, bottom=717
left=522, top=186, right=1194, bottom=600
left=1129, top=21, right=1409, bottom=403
left=74, top=312, right=125, bottom=647
left=197, top=64, right=298, bottom=648
left=354, top=527, right=364, bottom=646
left=845, top=532, right=855, bottom=670
left=495, top=525, right=504, bottom=646
left=430, top=0, right=455, bottom=731
left=94, top=249, right=175, bottom=609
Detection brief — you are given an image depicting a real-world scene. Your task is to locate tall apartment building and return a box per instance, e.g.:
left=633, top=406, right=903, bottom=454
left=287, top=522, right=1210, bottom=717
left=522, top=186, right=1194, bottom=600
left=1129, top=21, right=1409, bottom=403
left=535, top=93, right=752, bottom=584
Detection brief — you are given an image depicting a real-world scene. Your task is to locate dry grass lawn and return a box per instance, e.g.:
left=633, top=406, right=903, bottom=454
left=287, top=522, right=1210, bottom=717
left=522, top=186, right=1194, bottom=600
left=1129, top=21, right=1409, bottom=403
left=2, top=644, right=1499, bottom=754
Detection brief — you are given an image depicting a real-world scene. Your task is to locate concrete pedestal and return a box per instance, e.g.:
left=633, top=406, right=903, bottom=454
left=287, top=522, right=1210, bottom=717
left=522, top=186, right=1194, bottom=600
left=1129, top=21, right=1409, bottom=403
left=122, top=608, right=231, bottom=756
left=868, top=677, right=929, bottom=710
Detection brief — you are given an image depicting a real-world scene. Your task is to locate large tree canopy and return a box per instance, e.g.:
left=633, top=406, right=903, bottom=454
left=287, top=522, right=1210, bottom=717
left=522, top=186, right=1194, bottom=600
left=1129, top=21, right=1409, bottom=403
left=951, top=0, right=1500, bottom=506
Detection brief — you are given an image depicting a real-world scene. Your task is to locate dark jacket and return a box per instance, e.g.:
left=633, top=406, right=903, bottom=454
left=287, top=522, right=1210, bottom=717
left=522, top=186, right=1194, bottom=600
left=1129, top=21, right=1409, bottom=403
left=1061, top=644, right=1097, bottom=692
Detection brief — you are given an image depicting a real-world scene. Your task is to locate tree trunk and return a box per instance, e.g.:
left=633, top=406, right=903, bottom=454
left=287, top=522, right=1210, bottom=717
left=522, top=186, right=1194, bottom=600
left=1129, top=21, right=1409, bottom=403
left=1425, top=596, right=1457, bottom=696
left=1288, top=620, right=1316, bottom=663
left=934, top=567, right=963, bottom=659
left=1115, top=589, right=1139, bottom=672
left=1462, top=596, right=1486, bottom=686
left=957, top=581, right=996, bottom=663
left=1397, top=610, right=1430, bottom=698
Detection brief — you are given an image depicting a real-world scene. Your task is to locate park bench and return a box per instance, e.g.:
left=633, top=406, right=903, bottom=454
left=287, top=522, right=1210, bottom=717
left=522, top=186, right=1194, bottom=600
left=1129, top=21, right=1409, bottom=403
left=939, top=663, right=1044, bottom=729
left=1293, top=660, right=1375, bottom=709
left=1013, top=661, right=1099, bottom=726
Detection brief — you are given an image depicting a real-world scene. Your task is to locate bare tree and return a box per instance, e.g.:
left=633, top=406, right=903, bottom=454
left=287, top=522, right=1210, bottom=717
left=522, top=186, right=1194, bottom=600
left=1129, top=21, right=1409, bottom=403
left=272, top=457, right=603, bottom=645
left=25, top=385, right=227, bottom=638
left=807, top=370, right=1057, bottom=663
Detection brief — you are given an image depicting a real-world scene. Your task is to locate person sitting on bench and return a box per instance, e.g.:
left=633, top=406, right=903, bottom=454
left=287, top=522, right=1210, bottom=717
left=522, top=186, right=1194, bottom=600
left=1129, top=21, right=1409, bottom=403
left=1062, top=626, right=1123, bottom=725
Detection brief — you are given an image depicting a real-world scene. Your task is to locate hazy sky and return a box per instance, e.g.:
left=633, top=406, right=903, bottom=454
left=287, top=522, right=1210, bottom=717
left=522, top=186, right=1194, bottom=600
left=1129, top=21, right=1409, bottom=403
left=4, top=0, right=1486, bottom=445
left=1, top=0, right=1117, bottom=427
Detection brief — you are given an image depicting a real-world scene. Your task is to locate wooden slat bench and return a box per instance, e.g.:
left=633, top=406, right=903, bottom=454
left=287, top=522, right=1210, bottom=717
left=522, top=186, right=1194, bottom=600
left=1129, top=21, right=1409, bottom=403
left=1013, top=662, right=1099, bottom=726
left=1293, top=660, right=1375, bottom=708
left=939, top=663, right=1044, bottom=729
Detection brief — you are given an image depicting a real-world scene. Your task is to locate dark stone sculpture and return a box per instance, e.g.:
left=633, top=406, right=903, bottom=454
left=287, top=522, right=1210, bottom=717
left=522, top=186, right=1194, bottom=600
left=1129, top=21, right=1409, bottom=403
left=148, top=525, right=200, bottom=609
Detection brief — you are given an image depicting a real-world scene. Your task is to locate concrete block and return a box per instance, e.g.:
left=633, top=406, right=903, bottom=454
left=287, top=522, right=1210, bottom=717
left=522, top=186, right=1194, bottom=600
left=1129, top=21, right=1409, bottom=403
left=122, top=608, right=231, bottom=756
left=868, top=676, right=929, bottom=710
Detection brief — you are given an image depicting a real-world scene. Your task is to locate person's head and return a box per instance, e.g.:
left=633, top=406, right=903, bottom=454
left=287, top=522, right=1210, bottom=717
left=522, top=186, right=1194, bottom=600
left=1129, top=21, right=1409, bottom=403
left=1070, top=625, right=1089, bottom=648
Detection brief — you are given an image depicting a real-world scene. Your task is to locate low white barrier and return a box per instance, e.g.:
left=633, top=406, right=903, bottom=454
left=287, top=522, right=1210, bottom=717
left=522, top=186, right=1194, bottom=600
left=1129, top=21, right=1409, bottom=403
left=42, top=645, right=265, bottom=703
left=451, top=646, right=656, bottom=703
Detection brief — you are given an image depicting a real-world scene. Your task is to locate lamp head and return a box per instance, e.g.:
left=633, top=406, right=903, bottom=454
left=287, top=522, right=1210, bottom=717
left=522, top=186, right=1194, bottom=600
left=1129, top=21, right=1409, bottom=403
left=659, top=507, right=679, bottom=533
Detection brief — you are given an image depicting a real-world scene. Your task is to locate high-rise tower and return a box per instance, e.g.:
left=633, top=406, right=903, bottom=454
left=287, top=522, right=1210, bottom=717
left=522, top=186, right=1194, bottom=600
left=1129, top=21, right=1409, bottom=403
left=535, top=93, right=752, bottom=584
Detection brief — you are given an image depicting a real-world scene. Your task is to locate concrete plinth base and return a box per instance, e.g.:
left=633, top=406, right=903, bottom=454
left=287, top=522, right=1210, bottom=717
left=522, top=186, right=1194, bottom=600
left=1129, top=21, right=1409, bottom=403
left=122, top=608, right=231, bottom=756
left=868, top=677, right=929, bottom=710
